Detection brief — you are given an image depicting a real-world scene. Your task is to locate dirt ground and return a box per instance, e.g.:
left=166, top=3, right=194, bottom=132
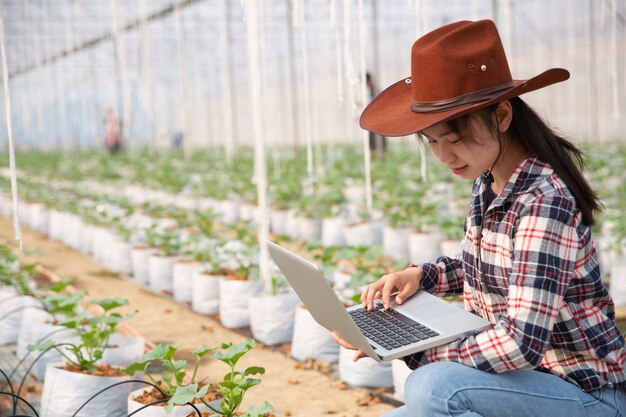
left=0, top=216, right=397, bottom=417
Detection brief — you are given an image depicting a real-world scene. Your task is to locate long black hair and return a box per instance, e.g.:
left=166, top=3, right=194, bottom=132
left=444, top=96, right=602, bottom=226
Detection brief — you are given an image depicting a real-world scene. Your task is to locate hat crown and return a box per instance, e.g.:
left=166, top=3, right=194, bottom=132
left=411, top=20, right=513, bottom=103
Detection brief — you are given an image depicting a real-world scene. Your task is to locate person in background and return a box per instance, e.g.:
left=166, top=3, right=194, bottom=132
left=103, top=107, right=122, bottom=154
left=366, top=72, right=387, bottom=160
left=333, top=19, right=626, bottom=417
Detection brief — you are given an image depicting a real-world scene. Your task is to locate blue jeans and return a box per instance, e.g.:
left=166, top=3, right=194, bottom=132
left=382, top=362, right=626, bottom=417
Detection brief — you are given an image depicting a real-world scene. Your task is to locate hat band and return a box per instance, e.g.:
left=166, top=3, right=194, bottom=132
left=411, top=81, right=516, bottom=113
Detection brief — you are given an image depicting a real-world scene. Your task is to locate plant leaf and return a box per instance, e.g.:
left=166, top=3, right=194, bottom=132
left=166, top=384, right=209, bottom=412
left=121, top=361, right=148, bottom=375
left=28, top=339, right=55, bottom=352
left=145, top=344, right=177, bottom=361
left=191, top=344, right=215, bottom=359
left=212, top=338, right=255, bottom=367
left=90, top=297, right=129, bottom=312
left=243, top=366, right=265, bottom=376
left=241, top=402, right=274, bottom=417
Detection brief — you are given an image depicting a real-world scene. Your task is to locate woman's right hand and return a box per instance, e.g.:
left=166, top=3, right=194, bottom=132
left=361, top=266, right=423, bottom=311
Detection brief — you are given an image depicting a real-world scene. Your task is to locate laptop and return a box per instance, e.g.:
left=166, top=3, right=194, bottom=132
left=267, top=240, right=491, bottom=362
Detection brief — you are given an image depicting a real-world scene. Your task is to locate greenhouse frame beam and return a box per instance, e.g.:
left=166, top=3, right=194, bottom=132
left=10, top=0, right=206, bottom=78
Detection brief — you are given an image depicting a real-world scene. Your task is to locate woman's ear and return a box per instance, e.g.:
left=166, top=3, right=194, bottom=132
left=495, top=100, right=513, bottom=133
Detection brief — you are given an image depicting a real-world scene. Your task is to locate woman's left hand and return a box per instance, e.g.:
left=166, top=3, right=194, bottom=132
left=331, top=332, right=368, bottom=361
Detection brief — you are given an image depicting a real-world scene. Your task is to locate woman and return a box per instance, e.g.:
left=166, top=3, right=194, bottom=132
left=333, top=20, right=626, bottom=416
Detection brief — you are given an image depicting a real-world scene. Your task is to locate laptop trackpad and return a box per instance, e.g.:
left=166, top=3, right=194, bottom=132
left=402, top=301, right=457, bottom=321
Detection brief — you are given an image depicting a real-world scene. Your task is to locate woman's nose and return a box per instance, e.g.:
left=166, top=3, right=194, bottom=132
left=435, top=143, right=455, bottom=164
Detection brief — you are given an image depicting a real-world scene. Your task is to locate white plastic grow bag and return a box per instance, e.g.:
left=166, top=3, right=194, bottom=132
left=298, top=217, right=322, bottom=242
left=40, top=363, right=137, bottom=417
left=344, top=222, right=380, bottom=247
left=127, top=386, right=221, bottom=417
left=322, top=216, right=346, bottom=247
left=131, top=247, right=157, bottom=285
left=440, top=239, right=462, bottom=258
left=220, top=200, right=240, bottom=225
left=91, top=227, right=113, bottom=263
left=408, top=231, right=443, bottom=264
left=285, top=209, right=301, bottom=239
left=17, top=308, right=58, bottom=357
left=218, top=279, right=263, bottom=329
left=291, top=305, right=339, bottom=363
left=18, top=322, right=77, bottom=380
left=148, top=254, right=178, bottom=293
left=248, top=292, right=300, bottom=345
left=610, top=254, right=626, bottom=306
left=191, top=270, right=222, bottom=315
left=18, top=201, right=31, bottom=226
left=102, top=238, right=132, bottom=275
left=239, top=203, right=258, bottom=222
left=338, top=346, right=393, bottom=387
left=47, top=210, right=64, bottom=241
left=0, top=294, right=40, bottom=345
left=383, top=226, right=410, bottom=261
left=270, top=209, right=288, bottom=235
left=172, top=261, right=202, bottom=303
left=29, top=203, right=49, bottom=233
left=63, top=214, right=83, bottom=250
left=391, top=359, right=413, bottom=402
left=79, top=224, right=95, bottom=255
left=101, top=334, right=145, bottom=368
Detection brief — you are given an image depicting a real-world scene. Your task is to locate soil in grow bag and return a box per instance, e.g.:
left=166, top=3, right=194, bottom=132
left=132, top=384, right=222, bottom=407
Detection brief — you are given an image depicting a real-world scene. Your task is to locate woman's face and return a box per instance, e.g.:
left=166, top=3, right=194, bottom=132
left=420, top=115, right=500, bottom=180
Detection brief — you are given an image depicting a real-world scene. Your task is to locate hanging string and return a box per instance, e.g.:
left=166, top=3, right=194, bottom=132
left=174, top=4, right=192, bottom=156
left=330, top=0, right=344, bottom=104
left=357, top=0, right=372, bottom=214
left=0, top=12, right=23, bottom=250
left=417, top=135, right=428, bottom=182
left=139, top=0, right=156, bottom=151
left=343, top=0, right=359, bottom=116
left=110, top=0, right=131, bottom=151
left=220, top=0, right=236, bottom=162
left=245, top=0, right=270, bottom=291
left=294, top=0, right=314, bottom=181
left=610, top=0, right=620, bottom=119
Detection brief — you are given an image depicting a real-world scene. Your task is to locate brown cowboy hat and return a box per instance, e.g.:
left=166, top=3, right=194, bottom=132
left=360, top=19, right=570, bottom=137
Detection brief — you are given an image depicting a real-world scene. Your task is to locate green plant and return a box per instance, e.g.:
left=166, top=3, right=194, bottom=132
left=0, top=244, right=37, bottom=295
left=211, top=338, right=272, bottom=417
left=123, top=344, right=217, bottom=412
left=194, top=210, right=219, bottom=238
left=214, top=240, right=253, bottom=279
left=144, top=225, right=182, bottom=256
left=30, top=297, right=134, bottom=373
left=123, top=338, right=273, bottom=417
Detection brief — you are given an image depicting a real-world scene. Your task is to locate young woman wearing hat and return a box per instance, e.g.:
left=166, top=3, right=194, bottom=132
left=332, top=19, right=626, bottom=416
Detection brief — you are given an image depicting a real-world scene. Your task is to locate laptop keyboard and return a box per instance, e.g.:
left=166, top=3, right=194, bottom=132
left=349, top=304, right=439, bottom=351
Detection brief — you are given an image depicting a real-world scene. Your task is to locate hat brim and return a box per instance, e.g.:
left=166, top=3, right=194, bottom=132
left=360, top=68, right=570, bottom=137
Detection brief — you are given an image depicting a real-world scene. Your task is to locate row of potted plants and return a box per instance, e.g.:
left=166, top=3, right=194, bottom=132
left=0, top=243, right=275, bottom=417
left=0, top=182, right=411, bottom=393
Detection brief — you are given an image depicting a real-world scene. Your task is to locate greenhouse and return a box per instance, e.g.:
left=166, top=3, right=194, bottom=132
left=1, top=1, right=626, bottom=416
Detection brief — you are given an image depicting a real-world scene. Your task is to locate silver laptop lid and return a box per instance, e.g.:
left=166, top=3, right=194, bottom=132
left=266, top=240, right=381, bottom=360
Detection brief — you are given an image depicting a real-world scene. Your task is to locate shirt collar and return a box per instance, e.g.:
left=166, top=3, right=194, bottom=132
left=476, top=155, right=553, bottom=211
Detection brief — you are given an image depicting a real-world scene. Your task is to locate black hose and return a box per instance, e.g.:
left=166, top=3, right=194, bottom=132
left=72, top=379, right=166, bottom=417
left=0, top=392, right=40, bottom=417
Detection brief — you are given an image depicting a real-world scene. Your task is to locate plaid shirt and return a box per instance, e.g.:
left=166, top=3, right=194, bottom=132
left=404, top=156, right=626, bottom=392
